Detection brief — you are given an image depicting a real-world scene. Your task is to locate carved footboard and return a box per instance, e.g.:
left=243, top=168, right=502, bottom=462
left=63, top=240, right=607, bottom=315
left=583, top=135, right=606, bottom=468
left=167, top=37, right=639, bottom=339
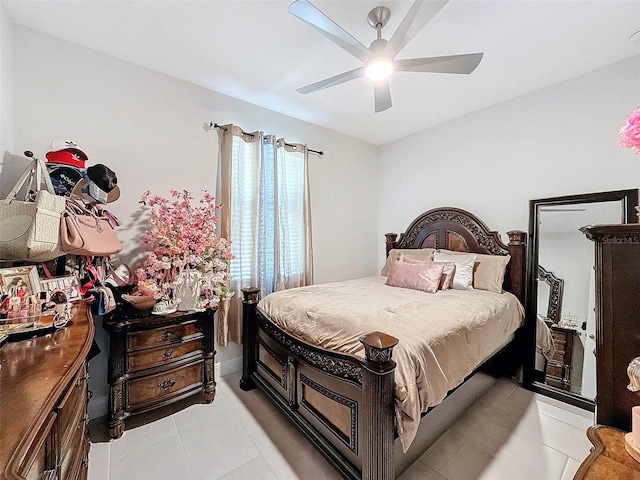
left=240, top=288, right=399, bottom=480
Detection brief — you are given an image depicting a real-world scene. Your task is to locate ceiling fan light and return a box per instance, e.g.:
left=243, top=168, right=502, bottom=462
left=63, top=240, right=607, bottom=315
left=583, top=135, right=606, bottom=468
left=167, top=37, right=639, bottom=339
left=365, top=57, right=394, bottom=82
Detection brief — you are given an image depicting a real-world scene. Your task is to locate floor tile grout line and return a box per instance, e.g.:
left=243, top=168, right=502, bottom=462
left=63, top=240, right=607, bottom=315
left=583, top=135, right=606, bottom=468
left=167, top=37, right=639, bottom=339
left=558, top=455, right=573, bottom=480
left=222, top=388, right=283, bottom=474
left=172, top=415, right=197, bottom=480
left=533, top=395, right=594, bottom=421
left=536, top=409, right=593, bottom=433
left=108, top=441, right=111, bottom=480
left=433, top=437, right=475, bottom=476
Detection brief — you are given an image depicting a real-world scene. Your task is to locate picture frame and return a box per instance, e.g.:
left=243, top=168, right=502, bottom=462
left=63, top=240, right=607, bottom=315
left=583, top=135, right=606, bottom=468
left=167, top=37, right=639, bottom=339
left=38, top=275, right=81, bottom=302
left=0, top=265, right=41, bottom=298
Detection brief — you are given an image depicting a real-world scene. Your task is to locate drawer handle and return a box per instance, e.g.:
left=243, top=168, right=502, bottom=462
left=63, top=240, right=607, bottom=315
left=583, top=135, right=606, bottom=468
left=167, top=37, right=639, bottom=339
left=163, top=331, right=174, bottom=340
left=157, top=378, right=177, bottom=391
left=163, top=349, right=174, bottom=358
left=80, top=414, right=89, bottom=426
left=77, top=374, right=90, bottom=386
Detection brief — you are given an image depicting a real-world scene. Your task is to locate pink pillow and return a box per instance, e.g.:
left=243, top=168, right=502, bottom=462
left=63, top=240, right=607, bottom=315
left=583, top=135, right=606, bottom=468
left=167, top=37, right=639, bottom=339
left=386, top=260, right=444, bottom=294
left=434, top=261, right=456, bottom=290
left=400, top=257, right=456, bottom=291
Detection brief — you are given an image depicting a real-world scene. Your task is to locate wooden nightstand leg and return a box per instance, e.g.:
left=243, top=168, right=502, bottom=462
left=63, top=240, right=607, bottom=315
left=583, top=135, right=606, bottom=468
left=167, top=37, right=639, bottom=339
left=108, top=381, right=125, bottom=439
left=204, top=355, right=216, bottom=403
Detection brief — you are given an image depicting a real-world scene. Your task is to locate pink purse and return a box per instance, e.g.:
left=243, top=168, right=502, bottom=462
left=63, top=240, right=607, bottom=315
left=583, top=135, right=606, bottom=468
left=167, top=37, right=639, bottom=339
left=60, top=198, right=123, bottom=256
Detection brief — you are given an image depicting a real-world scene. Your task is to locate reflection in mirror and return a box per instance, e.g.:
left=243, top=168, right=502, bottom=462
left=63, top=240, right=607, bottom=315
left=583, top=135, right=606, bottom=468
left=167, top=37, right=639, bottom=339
left=527, top=189, right=639, bottom=410
left=537, top=265, right=564, bottom=324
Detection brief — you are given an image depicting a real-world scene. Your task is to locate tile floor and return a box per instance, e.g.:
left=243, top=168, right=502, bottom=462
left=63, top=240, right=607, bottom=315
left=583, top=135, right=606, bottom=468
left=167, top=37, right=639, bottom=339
left=88, top=373, right=594, bottom=480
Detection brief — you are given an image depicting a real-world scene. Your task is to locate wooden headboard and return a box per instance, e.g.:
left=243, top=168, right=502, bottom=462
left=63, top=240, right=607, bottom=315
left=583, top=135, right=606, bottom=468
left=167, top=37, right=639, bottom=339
left=384, top=207, right=527, bottom=304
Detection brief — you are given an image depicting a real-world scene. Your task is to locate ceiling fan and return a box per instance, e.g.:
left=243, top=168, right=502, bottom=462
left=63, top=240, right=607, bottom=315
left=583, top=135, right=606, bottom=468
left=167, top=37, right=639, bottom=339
left=289, top=0, right=483, bottom=113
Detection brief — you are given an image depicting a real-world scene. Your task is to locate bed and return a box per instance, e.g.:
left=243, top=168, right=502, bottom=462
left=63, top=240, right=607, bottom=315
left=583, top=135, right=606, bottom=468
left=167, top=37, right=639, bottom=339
left=239, top=207, right=527, bottom=480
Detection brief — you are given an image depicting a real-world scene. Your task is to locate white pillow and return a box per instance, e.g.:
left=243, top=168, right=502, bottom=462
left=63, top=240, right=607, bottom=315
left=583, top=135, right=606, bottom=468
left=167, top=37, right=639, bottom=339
left=436, top=249, right=511, bottom=293
left=432, top=251, right=477, bottom=291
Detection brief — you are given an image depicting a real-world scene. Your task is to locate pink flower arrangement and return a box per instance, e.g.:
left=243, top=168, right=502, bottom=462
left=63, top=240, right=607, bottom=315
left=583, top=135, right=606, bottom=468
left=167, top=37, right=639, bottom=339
left=136, top=190, right=234, bottom=309
left=619, top=106, right=640, bottom=154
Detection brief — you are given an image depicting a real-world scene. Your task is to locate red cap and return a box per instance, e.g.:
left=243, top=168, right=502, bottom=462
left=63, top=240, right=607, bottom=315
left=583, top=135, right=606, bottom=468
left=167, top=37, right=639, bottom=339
left=45, top=150, right=86, bottom=169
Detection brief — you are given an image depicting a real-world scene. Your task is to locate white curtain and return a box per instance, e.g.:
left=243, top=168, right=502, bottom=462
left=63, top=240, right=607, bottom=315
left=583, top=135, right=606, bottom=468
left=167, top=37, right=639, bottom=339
left=216, top=125, right=313, bottom=346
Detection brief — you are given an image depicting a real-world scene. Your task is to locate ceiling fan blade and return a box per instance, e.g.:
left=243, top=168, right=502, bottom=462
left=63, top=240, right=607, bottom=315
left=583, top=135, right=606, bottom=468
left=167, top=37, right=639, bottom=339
left=289, top=0, right=371, bottom=63
left=297, top=66, right=365, bottom=94
left=395, top=53, right=483, bottom=74
left=383, top=0, right=449, bottom=58
left=374, top=80, right=392, bottom=113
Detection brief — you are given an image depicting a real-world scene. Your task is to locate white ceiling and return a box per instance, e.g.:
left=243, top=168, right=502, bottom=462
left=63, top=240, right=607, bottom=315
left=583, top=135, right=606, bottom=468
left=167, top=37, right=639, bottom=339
left=4, top=0, right=640, bottom=146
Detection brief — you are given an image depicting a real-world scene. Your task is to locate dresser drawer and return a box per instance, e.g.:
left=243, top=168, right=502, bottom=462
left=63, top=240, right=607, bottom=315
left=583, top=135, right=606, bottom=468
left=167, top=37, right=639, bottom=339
left=127, top=321, right=201, bottom=351
left=60, top=418, right=86, bottom=480
left=127, top=361, right=203, bottom=410
left=127, top=338, right=203, bottom=372
left=57, top=365, right=88, bottom=453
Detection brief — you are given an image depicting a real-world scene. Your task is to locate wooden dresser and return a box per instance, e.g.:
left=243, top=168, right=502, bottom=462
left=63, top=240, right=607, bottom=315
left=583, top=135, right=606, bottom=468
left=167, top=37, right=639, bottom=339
left=581, top=223, right=640, bottom=431
left=0, top=299, right=94, bottom=480
left=545, top=323, right=584, bottom=393
left=104, top=308, right=216, bottom=439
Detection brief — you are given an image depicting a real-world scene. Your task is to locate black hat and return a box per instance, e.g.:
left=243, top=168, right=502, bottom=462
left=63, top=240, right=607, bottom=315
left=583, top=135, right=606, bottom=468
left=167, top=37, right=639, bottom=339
left=72, top=164, right=120, bottom=204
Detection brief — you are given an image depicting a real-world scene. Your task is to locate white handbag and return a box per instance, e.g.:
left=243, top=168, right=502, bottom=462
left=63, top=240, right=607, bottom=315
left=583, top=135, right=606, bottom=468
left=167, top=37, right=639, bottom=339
left=0, top=154, right=67, bottom=261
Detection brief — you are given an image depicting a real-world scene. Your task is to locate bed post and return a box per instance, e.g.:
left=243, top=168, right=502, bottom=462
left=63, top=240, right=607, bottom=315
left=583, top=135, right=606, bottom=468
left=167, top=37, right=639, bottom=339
left=385, top=233, right=397, bottom=257
left=506, top=230, right=527, bottom=305
left=240, top=287, right=260, bottom=391
left=359, top=332, right=399, bottom=480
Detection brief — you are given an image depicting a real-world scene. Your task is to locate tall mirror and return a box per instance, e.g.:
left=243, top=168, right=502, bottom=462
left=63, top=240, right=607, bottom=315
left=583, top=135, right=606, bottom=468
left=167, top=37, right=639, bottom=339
left=525, top=189, right=639, bottom=410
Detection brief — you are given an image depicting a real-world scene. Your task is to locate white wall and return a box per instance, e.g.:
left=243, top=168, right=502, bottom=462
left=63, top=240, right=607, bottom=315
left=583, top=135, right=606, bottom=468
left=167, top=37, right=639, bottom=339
left=378, top=54, right=640, bottom=257
left=0, top=3, right=12, bottom=156
left=10, top=26, right=379, bottom=419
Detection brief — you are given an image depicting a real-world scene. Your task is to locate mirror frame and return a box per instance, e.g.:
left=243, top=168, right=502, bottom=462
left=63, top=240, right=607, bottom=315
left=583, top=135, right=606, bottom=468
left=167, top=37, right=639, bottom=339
left=524, top=188, right=639, bottom=410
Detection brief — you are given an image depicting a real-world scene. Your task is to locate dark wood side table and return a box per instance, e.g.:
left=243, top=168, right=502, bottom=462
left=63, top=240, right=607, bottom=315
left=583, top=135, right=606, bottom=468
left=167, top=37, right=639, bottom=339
left=573, top=425, right=640, bottom=479
left=104, top=308, right=216, bottom=439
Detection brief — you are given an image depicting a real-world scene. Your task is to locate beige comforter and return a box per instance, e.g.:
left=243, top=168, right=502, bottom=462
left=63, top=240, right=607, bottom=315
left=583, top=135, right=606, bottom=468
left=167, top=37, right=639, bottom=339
left=258, top=275, right=524, bottom=452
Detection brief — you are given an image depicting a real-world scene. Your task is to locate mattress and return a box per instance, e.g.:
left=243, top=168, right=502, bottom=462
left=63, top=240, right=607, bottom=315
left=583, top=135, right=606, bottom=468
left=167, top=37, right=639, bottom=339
left=258, top=275, right=525, bottom=452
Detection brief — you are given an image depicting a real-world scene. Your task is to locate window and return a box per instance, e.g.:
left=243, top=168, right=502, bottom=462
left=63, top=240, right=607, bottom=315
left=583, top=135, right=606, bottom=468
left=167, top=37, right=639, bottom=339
left=216, top=126, right=313, bottom=345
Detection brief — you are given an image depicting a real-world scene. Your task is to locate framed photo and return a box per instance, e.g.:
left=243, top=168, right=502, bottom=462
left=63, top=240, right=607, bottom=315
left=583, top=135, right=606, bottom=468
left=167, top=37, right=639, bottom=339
left=39, top=275, right=81, bottom=302
left=0, top=265, right=41, bottom=298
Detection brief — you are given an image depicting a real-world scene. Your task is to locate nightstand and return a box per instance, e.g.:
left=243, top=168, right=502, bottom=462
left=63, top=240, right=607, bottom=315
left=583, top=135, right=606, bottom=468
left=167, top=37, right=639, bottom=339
left=573, top=425, right=640, bottom=479
left=104, top=308, right=216, bottom=439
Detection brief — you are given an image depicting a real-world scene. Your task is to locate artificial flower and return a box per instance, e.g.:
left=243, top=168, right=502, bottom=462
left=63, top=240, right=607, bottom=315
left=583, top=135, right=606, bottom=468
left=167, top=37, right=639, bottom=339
left=136, top=189, right=234, bottom=309
left=619, top=106, right=640, bottom=154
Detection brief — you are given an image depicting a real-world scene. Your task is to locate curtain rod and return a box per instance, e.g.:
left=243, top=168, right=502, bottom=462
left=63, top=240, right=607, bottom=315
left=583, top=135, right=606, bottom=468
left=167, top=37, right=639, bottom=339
left=204, top=121, right=324, bottom=156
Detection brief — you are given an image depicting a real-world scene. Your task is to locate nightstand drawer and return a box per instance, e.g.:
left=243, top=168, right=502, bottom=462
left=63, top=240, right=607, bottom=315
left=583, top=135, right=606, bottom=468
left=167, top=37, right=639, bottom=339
left=552, top=331, right=567, bottom=343
left=546, top=362, right=566, bottom=379
left=127, top=338, right=203, bottom=372
left=127, top=361, right=203, bottom=409
left=127, top=322, right=201, bottom=351
left=551, top=350, right=566, bottom=363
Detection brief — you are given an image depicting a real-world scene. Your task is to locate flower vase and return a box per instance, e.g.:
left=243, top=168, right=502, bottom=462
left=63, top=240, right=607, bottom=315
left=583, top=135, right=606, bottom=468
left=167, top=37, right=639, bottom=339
left=176, top=270, right=203, bottom=312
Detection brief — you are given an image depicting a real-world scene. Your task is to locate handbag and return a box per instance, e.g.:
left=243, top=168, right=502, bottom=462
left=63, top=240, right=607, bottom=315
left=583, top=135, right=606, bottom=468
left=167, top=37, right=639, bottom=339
left=0, top=155, right=66, bottom=261
left=60, top=197, right=123, bottom=256
left=89, top=285, right=117, bottom=316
